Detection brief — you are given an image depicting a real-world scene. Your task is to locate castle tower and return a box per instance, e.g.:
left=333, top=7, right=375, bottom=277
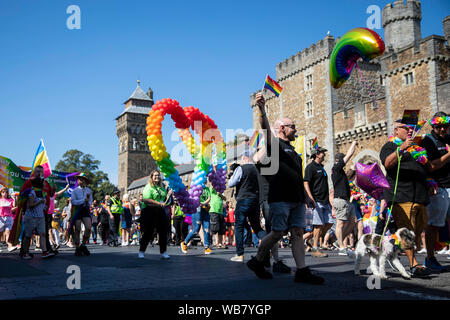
left=116, top=80, right=157, bottom=193
left=382, top=0, right=422, bottom=51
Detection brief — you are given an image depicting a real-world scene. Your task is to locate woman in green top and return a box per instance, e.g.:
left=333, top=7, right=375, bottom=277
left=138, top=170, right=172, bottom=259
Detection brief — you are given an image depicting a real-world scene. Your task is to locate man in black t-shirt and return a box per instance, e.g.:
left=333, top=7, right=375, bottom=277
left=379, top=119, right=432, bottom=278
left=331, top=141, right=357, bottom=256
left=246, top=92, right=323, bottom=285
left=421, top=111, right=450, bottom=272
left=304, top=147, right=333, bottom=258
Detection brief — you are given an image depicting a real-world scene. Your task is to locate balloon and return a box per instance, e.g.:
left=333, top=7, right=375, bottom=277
left=329, top=27, right=385, bottom=89
left=145, top=98, right=227, bottom=214
left=355, top=162, right=390, bottom=200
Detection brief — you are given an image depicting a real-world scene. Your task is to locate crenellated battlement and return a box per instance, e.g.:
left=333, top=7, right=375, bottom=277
left=382, top=0, right=421, bottom=27
left=275, top=35, right=336, bottom=81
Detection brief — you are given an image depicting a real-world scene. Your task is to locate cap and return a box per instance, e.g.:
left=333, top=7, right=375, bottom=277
left=310, top=147, right=328, bottom=158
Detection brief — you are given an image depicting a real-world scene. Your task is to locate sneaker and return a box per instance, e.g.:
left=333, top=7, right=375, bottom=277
left=21, top=252, right=33, bottom=260
left=35, top=247, right=42, bottom=252
left=180, top=241, right=188, bottom=254
left=247, top=256, right=273, bottom=279
left=294, top=267, right=324, bottom=285
left=42, top=251, right=55, bottom=259
left=230, top=255, right=244, bottom=262
left=138, top=251, right=145, bottom=259
left=332, top=241, right=340, bottom=249
left=417, top=248, right=427, bottom=254
left=74, top=247, right=83, bottom=256
left=263, top=254, right=271, bottom=268
left=437, top=248, right=448, bottom=255
left=161, top=252, right=170, bottom=259
left=80, top=244, right=90, bottom=256
left=410, top=265, right=432, bottom=278
left=424, top=257, right=447, bottom=272
left=311, top=248, right=328, bottom=258
left=67, top=242, right=74, bottom=248
left=273, top=260, right=291, bottom=273
left=204, top=248, right=212, bottom=255
left=338, top=248, right=348, bottom=256
left=7, top=246, right=18, bottom=252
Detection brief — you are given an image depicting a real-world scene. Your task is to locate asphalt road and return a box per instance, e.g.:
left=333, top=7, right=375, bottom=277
left=0, top=242, right=449, bottom=301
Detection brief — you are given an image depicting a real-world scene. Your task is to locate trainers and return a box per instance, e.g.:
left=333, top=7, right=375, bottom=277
left=247, top=256, right=273, bottom=279
left=410, top=265, right=432, bottom=278
left=263, top=254, right=271, bottom=268
left=21, top=252, right=33, bottom=260
left=138, top=251, right=145, bottom=259
left=80, top=244, right=90, bottom=256
left=338, top=248, right=348, bottom=256
left=42, top=251, right=55, bottom=259
left=294, top=267, right=324, bottom=285
left=180, top=241, right=188, bottom=254
left=161, top=252, right=170, bottom=259
left=204, top=248, right=212, bottom=255
left=230, top=255, right=244, bottom=262
left=7, top=246, right=18, bottom=252
left=417, top=248, right=427, bottom=254
left=424, top=257, right=447, bottom=272
left=311, top=248, right=328, bottom=258
left=437, top=248, right=448, bottom=255
left=273, top=260, right=291, bottom=273
left=332, top=241, right=340, bottom=249
left=74, top=247, right=83, bottom=256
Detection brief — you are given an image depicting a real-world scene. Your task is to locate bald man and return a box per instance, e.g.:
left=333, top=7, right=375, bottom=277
left=247, top=92, right=324, bottom=285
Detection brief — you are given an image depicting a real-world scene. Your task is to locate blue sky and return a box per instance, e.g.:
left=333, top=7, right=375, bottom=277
left=0, top=0, right=448, bottom=185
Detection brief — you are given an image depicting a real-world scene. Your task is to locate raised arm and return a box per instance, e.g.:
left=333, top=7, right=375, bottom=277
left=343, top=141, right=358, bottom=164
left=255, top=92, right=272, bottom=148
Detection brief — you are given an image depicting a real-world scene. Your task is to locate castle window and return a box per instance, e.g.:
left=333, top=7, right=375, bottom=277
left=343, top=109, right=349, bottom=119
left=306, top=101, right=313, bottom=118
left=379, top=75, right=385, bottom=86
left=305, top=74, right=313, bottom=91
left=404, top=72, right=414, bottom=86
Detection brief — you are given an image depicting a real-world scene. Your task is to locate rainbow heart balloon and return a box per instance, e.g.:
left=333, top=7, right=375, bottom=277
left=329, top=27, right=385, bottom=89
left=146, top=98, right=227, bottom=214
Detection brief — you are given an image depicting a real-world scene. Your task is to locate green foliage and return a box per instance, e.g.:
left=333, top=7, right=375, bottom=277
left=54, top=149, right=116, bottom=207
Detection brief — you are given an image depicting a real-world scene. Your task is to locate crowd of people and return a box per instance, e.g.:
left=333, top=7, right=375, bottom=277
left=1, top=101, right=449, bottom=285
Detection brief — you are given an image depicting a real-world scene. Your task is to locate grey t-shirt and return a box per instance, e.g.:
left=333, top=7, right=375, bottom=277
left=25, top=190, right=45, bottom=218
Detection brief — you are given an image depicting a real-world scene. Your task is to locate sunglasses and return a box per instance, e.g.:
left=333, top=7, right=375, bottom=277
left=282, top=124, right=296, bottom=129
left=434, top=124, right=449, bottom=129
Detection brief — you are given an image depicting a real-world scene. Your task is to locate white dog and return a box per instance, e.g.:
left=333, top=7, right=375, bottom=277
left=348, top=227, right=415, bottom=279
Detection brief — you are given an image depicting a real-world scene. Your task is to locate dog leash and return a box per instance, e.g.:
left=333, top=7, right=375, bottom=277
left=380, top=148, right=402, bottom=247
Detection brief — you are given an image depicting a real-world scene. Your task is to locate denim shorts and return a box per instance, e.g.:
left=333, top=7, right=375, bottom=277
left=427, top=188, right=450, bottom=227
left=269, top=202, right=305, bottom=232
left=312, top=202, right=332, bottom=226
left=24, top=215, right=46, bottom=237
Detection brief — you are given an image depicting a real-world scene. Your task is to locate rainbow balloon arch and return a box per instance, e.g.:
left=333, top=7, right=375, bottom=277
left=146, top=98, right=227, bottom=214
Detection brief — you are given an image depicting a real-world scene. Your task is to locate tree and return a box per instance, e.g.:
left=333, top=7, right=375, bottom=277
left=55, top=149, right=116, bottom=206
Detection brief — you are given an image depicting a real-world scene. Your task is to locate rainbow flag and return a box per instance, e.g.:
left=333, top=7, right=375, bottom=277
left=264, top=75, right=283, bottom=97
left=249, top=131, right=262, bottom=148
left=31, top=139, right=52, bottom=179
left=312, top=137, right=318, bottom=150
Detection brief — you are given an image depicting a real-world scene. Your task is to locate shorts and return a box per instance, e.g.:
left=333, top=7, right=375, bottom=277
left=226, top=222, right=234, bottom=227
left=24, top=215, right=46, bottom=237
left=210, top=213, right=226, bottom=235
left=391, top=202, right=427, bottom=242
left=427, top=188, right=450, bottom=227
left=0, top=216, right=14, bottom=232
left=312, top=202, right=332, bottom=226
left=333, top=198, right=355, bottom=221
left=269, top=202, right=305, bottom=232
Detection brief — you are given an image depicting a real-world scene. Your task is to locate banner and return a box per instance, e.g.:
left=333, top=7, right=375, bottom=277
left=0, top=155, right=78, bottom=196
left=291, top=135, right=306, bottom=175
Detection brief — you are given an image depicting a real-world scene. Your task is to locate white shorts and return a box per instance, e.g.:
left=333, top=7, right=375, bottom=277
left=0, top=216, right=14, bottom=232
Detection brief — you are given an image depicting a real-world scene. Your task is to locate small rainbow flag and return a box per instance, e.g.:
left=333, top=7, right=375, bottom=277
left=312, top=137, right=318, bottom=150
left=264, top=75, right=283, bottom=97
left=31, top=139, right=52, bottom=179
left=249, top=131, right=261, bottom=148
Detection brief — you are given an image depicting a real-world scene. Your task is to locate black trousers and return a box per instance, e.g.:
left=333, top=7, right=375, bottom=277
left=109, top=214, right=121, bottom=242
left=98, top=222, right=110, bottom=244
left=173, top=216, right=188, bottom=245
left=139, top=207, right=168, bottom=254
